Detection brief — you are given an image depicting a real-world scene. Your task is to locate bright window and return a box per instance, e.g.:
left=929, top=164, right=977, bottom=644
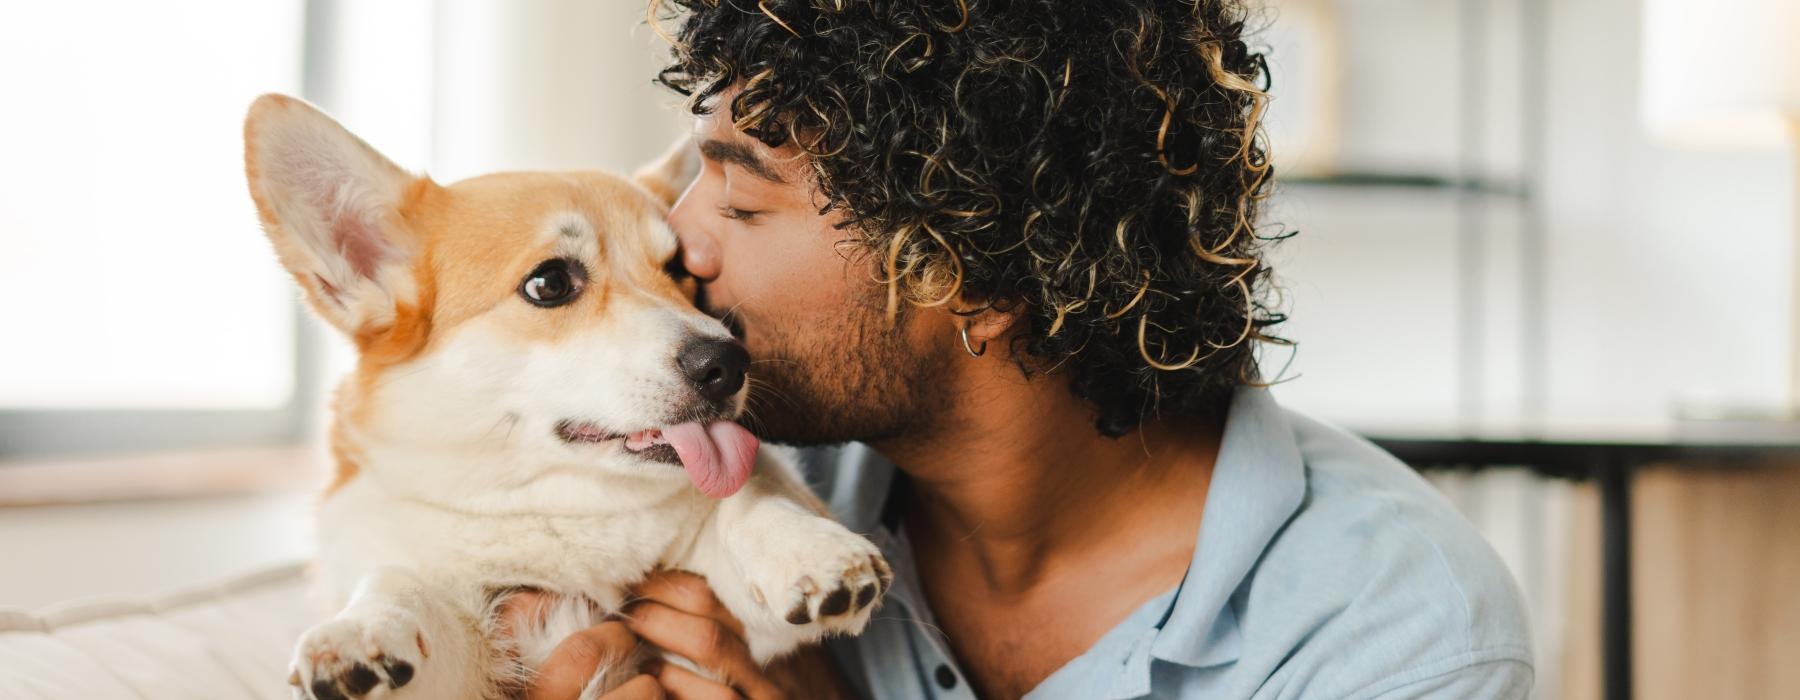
left=0, top=0, right=305, bottom=410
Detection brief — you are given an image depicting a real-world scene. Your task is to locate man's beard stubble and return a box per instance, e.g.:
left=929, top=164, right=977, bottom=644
left=724, top=287, right=949, bottom=447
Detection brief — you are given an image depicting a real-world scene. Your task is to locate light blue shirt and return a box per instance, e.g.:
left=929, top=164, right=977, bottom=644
left=798, top=388, right=1534, bottom=699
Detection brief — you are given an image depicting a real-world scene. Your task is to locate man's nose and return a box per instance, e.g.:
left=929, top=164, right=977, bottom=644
left=668, top=191, right=722, bottom=281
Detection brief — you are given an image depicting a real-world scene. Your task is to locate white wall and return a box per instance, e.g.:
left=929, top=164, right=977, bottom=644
left=1265, top=0, right=1795, bottom=425
left=1537, top=0, right=1791, bottom=415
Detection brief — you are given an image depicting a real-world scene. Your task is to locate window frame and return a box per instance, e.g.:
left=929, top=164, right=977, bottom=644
left=0, top=308, right=328, bottom=460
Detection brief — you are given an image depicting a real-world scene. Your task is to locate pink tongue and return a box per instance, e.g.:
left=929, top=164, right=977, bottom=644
left=661, top=421, right=759, bottom=499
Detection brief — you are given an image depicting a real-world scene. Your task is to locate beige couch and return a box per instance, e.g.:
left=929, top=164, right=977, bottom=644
left=0, top=563, right=309, bottom=699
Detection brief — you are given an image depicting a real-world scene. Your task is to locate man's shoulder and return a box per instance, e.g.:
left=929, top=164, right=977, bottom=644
left=1230, top=409, right=1534, bottom=696
left=1268, top=409, right=1527, bottom=596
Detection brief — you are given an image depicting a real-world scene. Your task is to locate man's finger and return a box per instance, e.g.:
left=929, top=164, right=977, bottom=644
left=526, top=621, right=640, bottom=700
left=651, top=660, right=744, bottom=700
left=633, top=570, right=745, bottom=639
left=602, top=674, right=668, bottom=700
left=626, top=603, right=779, bottom=699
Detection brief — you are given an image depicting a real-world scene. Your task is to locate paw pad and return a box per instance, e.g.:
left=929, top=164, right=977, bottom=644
left=290, top=614, right=426, bottom=699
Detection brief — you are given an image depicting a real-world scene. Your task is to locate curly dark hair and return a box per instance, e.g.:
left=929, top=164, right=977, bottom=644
left=652, top=0, right=1289, bottom=437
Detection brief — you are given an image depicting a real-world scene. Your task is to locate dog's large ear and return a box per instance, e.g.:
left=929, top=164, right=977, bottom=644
left=244, top=93, right=429, bottom=337
left=633, top=135, right=701, bottom=208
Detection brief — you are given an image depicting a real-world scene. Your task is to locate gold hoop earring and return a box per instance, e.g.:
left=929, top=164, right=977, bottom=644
left=960, top=323, right=987, bottom=358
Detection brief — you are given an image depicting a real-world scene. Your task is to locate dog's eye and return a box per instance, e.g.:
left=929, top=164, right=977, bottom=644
left=519, top=259, right=586, bottom=307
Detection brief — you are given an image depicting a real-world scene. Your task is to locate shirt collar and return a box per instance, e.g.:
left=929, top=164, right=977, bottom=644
left=1149, top=386, right=1307, bottom=668
left=823, top=386, right=1308, bottom=672
left=824, top=442, right=895, bottom=537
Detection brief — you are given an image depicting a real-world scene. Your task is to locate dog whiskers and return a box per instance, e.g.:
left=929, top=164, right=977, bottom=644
left=738, top=404, right=768, bottom=434
left=744, top=377, right=801, bottom=413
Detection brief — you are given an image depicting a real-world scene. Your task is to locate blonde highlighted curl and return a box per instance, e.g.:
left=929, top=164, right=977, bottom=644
left=654, top=0, right=1291, bottom=437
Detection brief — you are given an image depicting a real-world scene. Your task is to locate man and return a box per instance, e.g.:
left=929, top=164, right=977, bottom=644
left=523, top=1, right=1533, bottom=697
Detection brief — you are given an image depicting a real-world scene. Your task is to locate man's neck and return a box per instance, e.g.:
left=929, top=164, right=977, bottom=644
left=872, top=361, right=1225, bottom=597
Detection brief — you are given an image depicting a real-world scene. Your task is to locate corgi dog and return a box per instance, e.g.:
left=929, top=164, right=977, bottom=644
left=243, top=94, right=889, bottom=700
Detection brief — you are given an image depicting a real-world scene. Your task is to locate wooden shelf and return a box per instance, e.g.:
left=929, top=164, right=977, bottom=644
left=1279, top=171, right=1527, bottom=198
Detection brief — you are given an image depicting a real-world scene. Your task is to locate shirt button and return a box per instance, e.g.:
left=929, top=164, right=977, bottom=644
left=935, top=664, right=958, bottom=690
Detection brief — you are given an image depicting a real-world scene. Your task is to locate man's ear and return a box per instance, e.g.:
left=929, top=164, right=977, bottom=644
left=633, top=135, right=701, bottom=208
left=958, top=304, right=1021, bottom=359
left=243, top=93, right=429, bottom=337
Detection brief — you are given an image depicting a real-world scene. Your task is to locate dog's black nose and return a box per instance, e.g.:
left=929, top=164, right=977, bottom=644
left=678, top=337, right=749, bottom=404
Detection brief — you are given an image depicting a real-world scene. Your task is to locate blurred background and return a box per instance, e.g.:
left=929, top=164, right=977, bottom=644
left=1, top=1, right=1795, bottom=699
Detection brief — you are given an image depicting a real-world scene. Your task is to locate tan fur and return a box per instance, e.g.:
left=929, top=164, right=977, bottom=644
left=244, top=95, right=888, bottom=700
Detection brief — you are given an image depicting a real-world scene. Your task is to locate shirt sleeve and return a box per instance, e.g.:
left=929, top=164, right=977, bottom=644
left=1358, top=658, right=1534, bottom=700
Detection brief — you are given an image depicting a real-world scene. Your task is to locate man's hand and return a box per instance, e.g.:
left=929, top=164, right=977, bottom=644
left=508, top=571, right=857, bottom=700
left=499, top=592, right=664, bottom=700
left=628, top=570, right=859, bottom=700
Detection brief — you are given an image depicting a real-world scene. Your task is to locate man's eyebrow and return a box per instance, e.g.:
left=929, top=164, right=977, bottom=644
left=698, top=139, right=787, bottom=184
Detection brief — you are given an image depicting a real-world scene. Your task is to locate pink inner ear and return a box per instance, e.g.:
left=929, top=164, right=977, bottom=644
left=273, top=139, right=398, bottom=282
left=332, top=215, right=387, bottom=279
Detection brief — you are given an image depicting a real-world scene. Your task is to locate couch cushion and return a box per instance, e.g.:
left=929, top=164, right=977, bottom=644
left=0, top=563, right=309, bottom=700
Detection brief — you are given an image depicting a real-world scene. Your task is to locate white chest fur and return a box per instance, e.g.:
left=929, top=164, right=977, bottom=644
left=314, top=473, right=714, bottom=613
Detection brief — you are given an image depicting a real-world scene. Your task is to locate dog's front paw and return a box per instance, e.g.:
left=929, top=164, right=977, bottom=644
left=743, top=518, right=892, bottom=635
left=289, top=609, right=427, bottom=699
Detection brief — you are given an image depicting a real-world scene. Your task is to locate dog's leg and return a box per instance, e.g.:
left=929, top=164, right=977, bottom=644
left=682, top=452, right=892, bottom=662
left=291, top=566, right=487, bottom=700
